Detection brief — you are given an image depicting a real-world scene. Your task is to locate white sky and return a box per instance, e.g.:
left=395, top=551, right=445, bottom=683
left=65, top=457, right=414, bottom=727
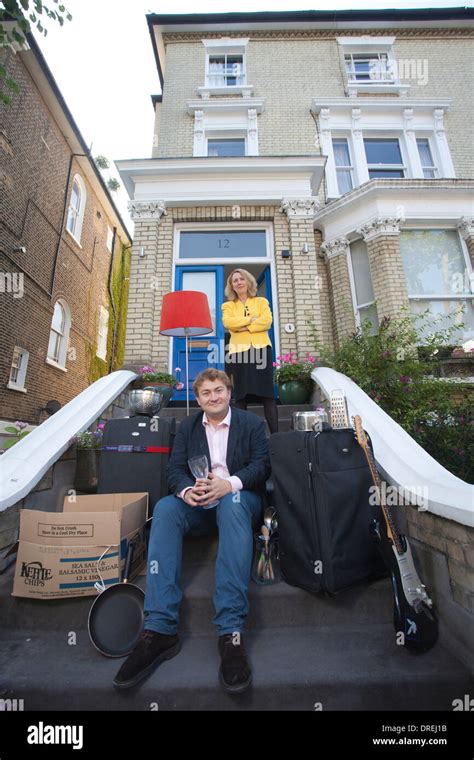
left=33, top=0, right=473, bottom=230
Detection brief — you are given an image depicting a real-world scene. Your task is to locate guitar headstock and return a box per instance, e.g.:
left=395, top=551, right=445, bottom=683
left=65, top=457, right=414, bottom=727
left=352, top=415, right=367, bottom=448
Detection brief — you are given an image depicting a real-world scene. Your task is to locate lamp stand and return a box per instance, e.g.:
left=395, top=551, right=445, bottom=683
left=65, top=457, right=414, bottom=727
left=185, top=327, right=191, bottom=417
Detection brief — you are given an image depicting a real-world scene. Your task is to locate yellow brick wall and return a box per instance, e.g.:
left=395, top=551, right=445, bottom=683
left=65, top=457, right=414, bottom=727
left=124, top=205, right=337, bottom=366
left=366, top=234, right=410, bottom=319
left=155, top=31, right=473, bottom=177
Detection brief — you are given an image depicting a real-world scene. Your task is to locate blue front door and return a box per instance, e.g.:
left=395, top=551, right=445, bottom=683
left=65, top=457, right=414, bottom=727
left=172, top=266, right=225, bottom=402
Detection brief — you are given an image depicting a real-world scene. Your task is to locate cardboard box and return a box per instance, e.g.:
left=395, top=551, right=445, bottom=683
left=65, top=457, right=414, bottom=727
left=12, top=493, right=148, bottom=599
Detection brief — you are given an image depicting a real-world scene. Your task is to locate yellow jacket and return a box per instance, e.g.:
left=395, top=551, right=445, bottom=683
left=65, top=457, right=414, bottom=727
left=222, top=297, right=273, bottom=355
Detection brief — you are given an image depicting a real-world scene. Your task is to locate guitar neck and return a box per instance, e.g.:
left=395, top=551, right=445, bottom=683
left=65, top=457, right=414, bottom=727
left=355, top=419, right=403, bottom=554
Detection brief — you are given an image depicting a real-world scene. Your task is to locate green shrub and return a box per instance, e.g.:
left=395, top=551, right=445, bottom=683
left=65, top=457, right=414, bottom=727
left=310, top=308, right=473, bottom=482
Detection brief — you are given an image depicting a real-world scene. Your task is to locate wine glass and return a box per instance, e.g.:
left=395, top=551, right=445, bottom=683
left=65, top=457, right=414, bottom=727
left=187, top=455, right=219, bottom=509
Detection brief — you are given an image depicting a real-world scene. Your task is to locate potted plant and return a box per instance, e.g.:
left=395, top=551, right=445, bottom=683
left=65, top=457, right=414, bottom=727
left=135, top=366, right=184, bottom=407
left=72, top=423, right=105, bottom=493
left=273, top=352, right=317, bottom=405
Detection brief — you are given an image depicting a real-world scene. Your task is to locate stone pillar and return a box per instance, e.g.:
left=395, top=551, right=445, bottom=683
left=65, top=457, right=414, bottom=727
left=279, top=197, right=322, bottom=356
left=457, top=216, right=474, bottom=268
left=357, top=216, right=409, bottom=320
left=320, top=236, right=356, bottom=346
left=124, top=201, right=170, bottom=367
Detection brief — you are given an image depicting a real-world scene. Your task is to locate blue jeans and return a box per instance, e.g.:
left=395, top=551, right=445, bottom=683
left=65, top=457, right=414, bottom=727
left=144, top=491, right=263, bottom=636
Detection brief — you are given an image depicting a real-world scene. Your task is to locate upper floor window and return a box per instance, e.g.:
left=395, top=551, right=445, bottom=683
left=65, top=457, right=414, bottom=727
left=333, top=139, right=354, bottom=194
left=364, top=138, right=405, bottom=179
left=208, top=54, right=244, bottom=88
left=208, top=138, right=246, bottom=157
left=417, top=139, right=437, bottom=179
left=47, top=299, right=71, bottom=369
left=66, top=174, right=86, bottom=244
left=345, top=53, right=392, bottom=84
left=337, top=36, right=408, bottom=96
left=8, top=346, right=29, bottom=392
left=200, top=38, right=251, bottom=97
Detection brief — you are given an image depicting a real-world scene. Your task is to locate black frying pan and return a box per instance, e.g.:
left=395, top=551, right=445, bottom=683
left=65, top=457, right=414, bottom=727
left=88, top=540, right=145, bottom=657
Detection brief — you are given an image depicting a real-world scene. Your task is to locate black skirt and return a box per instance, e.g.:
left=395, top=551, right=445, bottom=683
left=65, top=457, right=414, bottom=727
left=227, top=345, right=275, bottom=401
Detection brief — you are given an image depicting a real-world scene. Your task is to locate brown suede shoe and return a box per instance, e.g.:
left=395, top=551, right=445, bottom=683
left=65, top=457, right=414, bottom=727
left=113, top=630, right=180, bottom=690
left=218, top=633, right=252, bottom=694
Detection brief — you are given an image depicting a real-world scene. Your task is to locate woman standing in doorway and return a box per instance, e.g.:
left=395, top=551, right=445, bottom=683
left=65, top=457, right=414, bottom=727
left=222, top=268, right=279, bottom=434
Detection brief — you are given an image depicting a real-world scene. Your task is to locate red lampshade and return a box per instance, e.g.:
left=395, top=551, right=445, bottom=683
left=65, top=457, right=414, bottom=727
left=159, top=291, right=213, bottom=336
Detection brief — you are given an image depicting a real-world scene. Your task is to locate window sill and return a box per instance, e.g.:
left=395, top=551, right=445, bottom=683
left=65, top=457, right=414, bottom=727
left=6, top=382, right=27, bottom=393
left=96, top=352, right=107, bottom=362
left=66, top=228, right=83, bottom=249
left=198, top=85, right=254, bottom=99
left=346, top=82, right=410, bottom=97
left=46, top=357, right=68, bottom=372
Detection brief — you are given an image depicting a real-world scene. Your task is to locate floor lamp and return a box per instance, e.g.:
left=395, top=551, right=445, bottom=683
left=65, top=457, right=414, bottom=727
left=159, top=291, right=213, bottom=416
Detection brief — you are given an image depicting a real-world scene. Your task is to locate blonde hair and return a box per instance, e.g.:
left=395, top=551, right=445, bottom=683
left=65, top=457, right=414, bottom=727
left=224, top=268, right=258, bottom=301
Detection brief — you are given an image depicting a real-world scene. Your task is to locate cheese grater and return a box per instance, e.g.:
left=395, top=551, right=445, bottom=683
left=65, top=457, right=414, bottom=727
left=330, top=390, right=349, bottom=428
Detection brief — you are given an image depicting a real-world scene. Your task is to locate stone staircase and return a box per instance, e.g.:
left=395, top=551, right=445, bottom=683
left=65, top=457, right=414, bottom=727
left=1, top=534, right=472, bottom=711
left=1, top=401, right=472, bottom=711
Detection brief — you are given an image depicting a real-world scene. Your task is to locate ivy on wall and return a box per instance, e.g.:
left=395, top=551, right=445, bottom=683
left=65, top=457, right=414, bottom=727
left=87, top=241, right=132, bottom=384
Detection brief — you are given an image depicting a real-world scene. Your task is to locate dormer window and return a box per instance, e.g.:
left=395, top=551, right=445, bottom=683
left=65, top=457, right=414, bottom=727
left=199, top=38, right=252, bottom=98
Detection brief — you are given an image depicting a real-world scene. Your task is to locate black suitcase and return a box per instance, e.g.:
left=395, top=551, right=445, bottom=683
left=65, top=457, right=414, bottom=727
left=97, top=415, right=176, bottom=514
left=269, top=428, right=386, bottom=594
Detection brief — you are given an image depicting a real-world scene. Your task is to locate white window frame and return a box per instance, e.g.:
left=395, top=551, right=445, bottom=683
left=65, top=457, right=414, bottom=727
left=336, top=36, right=409, bottom=96
left=96, top=306, right=109, bottom=361
left=206, top=134, right=247, bottom=157
left=400, top=226, right=474, bottom=340
left=332, top=137, right=354, bottom=195
left=416, top=137, right=438, bottom=179
left=46, top=299, right=71, bottom=371
left=364, top=136, right=407, bottom=180
left=106, top=226, right=114, bottom=252
left=199, top=38, right=252, bottom=97
left=66, top=174, right=86, bottom=246
left=347, top=239, right=378, bottom=332
left=192, top=108, right=260, bottom=157
left=7, top=346, right=29, bottom=392
left=345, top=52, right=392, bottom=84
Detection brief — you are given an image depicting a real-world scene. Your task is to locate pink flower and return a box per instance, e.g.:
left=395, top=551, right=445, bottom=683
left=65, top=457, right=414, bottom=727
left=97, top=423, right=105, bottom=431
left=175, top=367, right=181, bottom=373
left=175, top=382, right=185, bottom=390
left=272, top=362, right=278, bottom=367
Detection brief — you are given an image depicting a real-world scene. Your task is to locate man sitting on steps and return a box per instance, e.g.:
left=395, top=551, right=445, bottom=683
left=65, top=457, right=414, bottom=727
left=113, top=368, right=271, bottom=694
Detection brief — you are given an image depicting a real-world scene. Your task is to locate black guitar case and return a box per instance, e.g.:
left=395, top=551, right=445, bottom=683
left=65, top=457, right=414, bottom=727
left=269, top=428, right=387, bottom=594
left=97, top=415, right=176, bottom=514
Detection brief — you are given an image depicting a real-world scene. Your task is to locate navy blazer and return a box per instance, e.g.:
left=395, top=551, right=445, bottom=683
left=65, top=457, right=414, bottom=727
left=167, top=407, right=271, bottom=496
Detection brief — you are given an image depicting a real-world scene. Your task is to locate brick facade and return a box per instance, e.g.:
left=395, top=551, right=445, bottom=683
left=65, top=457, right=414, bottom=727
left=0, top=47, right=131, bottom=425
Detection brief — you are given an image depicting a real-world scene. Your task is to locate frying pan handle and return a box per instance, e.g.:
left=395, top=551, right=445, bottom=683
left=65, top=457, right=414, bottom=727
left=122, top=540, right=135, bottom=584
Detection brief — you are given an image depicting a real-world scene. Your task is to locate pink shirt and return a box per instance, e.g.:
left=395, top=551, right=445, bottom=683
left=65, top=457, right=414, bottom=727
left=179, top=408, right=243, bottom=500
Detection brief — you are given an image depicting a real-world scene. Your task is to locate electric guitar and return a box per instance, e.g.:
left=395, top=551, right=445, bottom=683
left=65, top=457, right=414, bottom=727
left=353, top=415, right=438, bottom=653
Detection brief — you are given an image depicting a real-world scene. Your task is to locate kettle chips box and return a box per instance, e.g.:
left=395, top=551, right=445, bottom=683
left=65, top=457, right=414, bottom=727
left=12, top=493, right=148, bottom=599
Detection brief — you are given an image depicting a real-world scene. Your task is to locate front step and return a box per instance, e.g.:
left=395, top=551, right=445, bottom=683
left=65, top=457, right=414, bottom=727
left=0, top=558, right=393, bottom=634
left=0, top=625, right=470, bottom=711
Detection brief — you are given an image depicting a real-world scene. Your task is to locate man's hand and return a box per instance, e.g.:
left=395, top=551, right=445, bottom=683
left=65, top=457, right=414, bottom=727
left=193, top=473, right=232, bottom=506
left=183, top=481, right=207, bottom=507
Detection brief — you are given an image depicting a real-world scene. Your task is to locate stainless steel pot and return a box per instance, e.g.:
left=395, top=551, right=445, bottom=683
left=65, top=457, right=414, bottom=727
left=128, top=389, right=163, bottom=417
left=292, top=409, right=328, bottom=432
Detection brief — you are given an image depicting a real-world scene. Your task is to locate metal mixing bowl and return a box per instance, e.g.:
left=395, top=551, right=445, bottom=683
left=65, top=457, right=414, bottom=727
left=128, top=389, right=163, bottom=417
